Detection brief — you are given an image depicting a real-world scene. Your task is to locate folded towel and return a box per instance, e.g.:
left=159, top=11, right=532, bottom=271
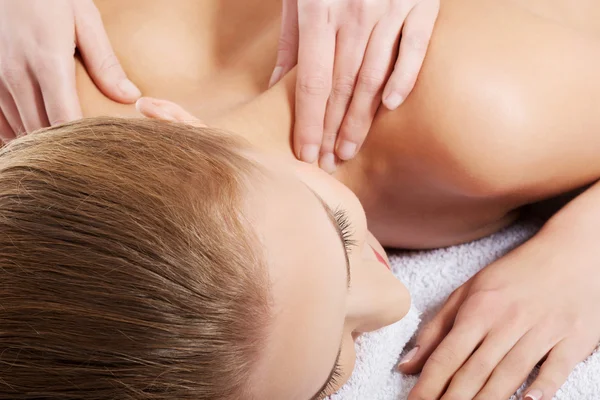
left=330, top=216, right=600, bottom=399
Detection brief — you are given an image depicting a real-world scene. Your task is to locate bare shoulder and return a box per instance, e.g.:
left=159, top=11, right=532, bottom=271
left=369, top=0, right=600, bottom=200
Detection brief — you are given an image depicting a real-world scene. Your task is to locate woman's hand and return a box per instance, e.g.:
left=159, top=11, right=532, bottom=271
left=270, top=0, right=439, bottom=172
left=136, top=97, right=207, bottom=127
left=0, top=0, right=140, bottom=142
left=398, top=213, right=600, bottom=400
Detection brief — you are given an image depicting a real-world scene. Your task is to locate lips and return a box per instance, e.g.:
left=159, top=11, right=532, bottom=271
left=370, top=245, right=391, bottom=270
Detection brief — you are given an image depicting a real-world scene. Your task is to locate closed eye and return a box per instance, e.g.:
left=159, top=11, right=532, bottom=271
left=332, top=207, right=357, bottom=255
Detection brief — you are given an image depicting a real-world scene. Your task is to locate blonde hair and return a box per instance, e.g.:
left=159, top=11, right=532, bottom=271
left=0, top=118, right=270, bottom=399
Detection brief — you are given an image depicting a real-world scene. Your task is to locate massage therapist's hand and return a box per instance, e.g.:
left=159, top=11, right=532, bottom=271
left=270, top=0, right=440, bottom=172
left=398, top=220, right=600, bottom=400
left=136, top=97, right=207, bottom=128
left=0, top=0, right=141, bottom=142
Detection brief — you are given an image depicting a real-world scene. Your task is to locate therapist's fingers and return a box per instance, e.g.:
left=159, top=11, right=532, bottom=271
left=319, top=26, right=371, bottom=173
left=6, top=67, right=48, bottom=133
left=74, top=0, right=141, bottom=104
left=0, top=107, right=14, bottom=143
left=335, top=11, right=407, bottom=161
left=37, top=56, right=82, bottom=127
left=270, top=0, right=299, bottom=87
left=0, top=84, right=24, bottom=138
left=294, top=1, right=336, bottom=164
left=382, top=0, right=438, bottom=110
left=136, top=97, right=207, bottom=127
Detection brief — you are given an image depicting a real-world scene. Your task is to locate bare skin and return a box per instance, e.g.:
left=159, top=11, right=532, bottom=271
left=74, top=0, right=600, bottom=398
left=79, top=0, right=600, bottom=249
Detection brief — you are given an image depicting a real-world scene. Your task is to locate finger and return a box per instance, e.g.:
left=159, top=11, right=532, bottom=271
left=522, top=337, right=593, bottom=400
left=408, top=321, right=487, bottom=400
left=74, top=1, right=141, bottom=103
left=0, top=108, right=15, bottom=143
left=398, top=285, right=469, bottom=375
left=336, top=15, right=405, bottom=161
left=269, top=0, right=299, bottom=87
left=442, top=321, right=527, bottom=400
left=474, top=326, right=561, bottom=400
left=6, top=67, right=48, bottom=133
left=319, top=26, right=370, bottom=173
left=294, top=2, right=336, bottom=164
left=382, top=0, right=439, bottom=110
left=136, top=97, right=206, bottom=127
left=0, top=89, right=25, bottom=138
left=35, top=56, right=81, bottom=127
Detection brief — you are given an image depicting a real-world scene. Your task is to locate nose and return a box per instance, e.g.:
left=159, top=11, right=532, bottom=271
left=346, top=257, right=410, bottom=334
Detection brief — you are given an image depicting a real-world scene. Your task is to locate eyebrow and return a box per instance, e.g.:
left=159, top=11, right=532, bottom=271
left=304, top=187, right=351, bottom=399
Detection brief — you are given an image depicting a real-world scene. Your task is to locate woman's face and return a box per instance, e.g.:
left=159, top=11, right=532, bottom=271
left=247, top=153, right=410, bottom=399
left=134, top=97, right=410, bottom=398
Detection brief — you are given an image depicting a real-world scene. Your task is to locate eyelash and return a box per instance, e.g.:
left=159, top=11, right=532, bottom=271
left=318, top=360, right=343, bottom=399
left=315, top=208, right=352, bottom=398
left=333, top=207, right=357, bottom=254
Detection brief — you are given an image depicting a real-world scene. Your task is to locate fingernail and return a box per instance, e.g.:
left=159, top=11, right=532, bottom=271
left=135, top=98, right=176, bottom=121
left=319, top=153, right=337, bottom=174
left=118, top=79, right=142, bottom=99
left=269, top=66, right=284, bottom=88
left=383, top=92, right=404, bottom=110
left=337, top=140, right=357, bottom=160
left=299, top=144, right=320, bottom=163
left=524, top=389, right=543, bottom=400
left=398, top=346, right=419, bottom=368
left=157, top=110, right=177, bottom=122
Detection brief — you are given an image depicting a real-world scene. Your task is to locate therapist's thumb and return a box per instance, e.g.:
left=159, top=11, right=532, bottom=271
left=73, top=1, right=141, bottom=103
left=269, top=0, right=300, bottom=88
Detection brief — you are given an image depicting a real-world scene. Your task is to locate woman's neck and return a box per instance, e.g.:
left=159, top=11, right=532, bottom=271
left=208, top=71, right=297, bottom=158
left=207, top=70, right=367, bottom=195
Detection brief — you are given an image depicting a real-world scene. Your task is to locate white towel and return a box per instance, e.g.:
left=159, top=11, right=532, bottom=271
left=330, top=216, right=600, bottom=399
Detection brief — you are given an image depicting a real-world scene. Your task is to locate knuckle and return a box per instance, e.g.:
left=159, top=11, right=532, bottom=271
left=348, top=0, right=371, bottom=24
left=341, top=115, right=368, bottom=143
left=277, top=35, right=297, bottom=55
left=76, top=8, right=104, bottom=36
left=469, top=357, right=494, bottom=376
left=33, top=53, right=66, bottom=77
left=297, top=123, right=325, bottom=142
left=419, top=320, right=444, bottom=342
left=331, top=75, right=356, bottom=100
left=0, top=62, right=26, bottom=88
left=322, top=131, right=338, bottom=145
left=98, top=53, right=121, bottom=74
left=298, top=75, right=330, bottom=96
left=428, top=347, right=458, bottom=368
left=357, top=68, right=386, bottom=94
left=300, top=0, right=327, bottom=15
left=342, top=114, right=363, bottom=131
left=390, top=68, right=415, bottom=91
left=402, top=30, right=432, bottom=52
left=456, top=290, right=502, bottom=321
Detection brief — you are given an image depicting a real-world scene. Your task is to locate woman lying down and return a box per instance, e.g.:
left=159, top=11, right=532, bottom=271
left=2, top=0, right=600, bottom=399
